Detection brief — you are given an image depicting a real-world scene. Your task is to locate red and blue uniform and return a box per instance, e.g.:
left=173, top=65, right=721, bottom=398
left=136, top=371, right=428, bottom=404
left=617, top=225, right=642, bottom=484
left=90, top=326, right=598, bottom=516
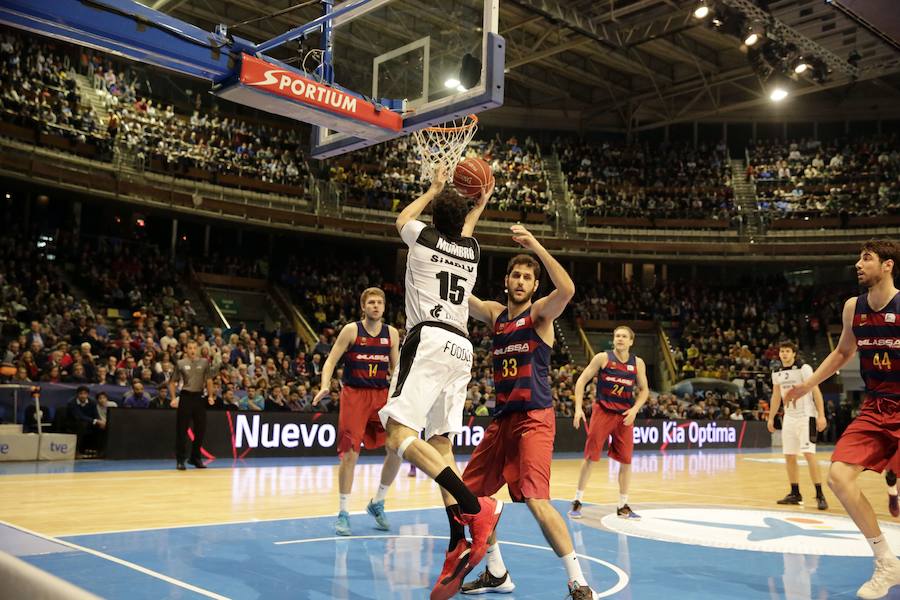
left=337, top=322, right=392, bottom=457
left=491, top=309, right=553, bottom=416
left=584, top=351, right=639, bottom=464
left=463, top=307, right=556, bottom=502
left=342, top=322, right=391, bottom=389
left=833, top=292, right=900, bottom=472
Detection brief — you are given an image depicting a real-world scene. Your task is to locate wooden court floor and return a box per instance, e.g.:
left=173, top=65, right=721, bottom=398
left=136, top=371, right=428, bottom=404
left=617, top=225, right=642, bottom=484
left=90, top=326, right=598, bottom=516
left=0, top=449, right=894, bottom=538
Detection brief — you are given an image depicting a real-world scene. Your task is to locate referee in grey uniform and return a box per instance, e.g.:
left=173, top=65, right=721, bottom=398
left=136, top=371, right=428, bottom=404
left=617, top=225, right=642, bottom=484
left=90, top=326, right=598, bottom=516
left=168, top=340, right=215, bottom=470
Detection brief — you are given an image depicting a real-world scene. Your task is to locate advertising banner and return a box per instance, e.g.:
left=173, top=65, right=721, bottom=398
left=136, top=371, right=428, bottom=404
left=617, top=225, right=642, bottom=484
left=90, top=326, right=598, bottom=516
left=106, top=409, right=770, bottom=460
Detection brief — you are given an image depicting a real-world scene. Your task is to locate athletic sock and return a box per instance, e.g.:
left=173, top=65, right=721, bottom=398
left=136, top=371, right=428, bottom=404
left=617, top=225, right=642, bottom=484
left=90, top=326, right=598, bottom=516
left=814, top=484, right=824, bottom=499
left=618, top=494, right=628, bottom=508
left=561, top=551, right=588, bottom=587
left=890, top=485, right=899, bottom=496
left=374, top=484, right=390, bottom=503
left=435, top=467, right=480, bottom=514
left=339, top=493, right=350, bottom=513
left=574, top=489, right=585, bottom=502
left=486, top=543, right=507, bottom=577
left=868, top=534, right=896, bottom=560
left=446, top=505, right=466, bottom=551
left=790, top=484, right=800, bottom=496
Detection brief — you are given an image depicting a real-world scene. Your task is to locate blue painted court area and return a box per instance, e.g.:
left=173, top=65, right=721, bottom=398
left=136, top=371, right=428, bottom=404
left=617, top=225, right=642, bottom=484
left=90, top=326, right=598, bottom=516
left=3, top=500, right=894, bottom=599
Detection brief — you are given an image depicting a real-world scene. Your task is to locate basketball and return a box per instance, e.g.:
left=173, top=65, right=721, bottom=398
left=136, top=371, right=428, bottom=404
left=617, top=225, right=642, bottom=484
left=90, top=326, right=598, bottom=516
left=453, top=157, right=494, bottom=198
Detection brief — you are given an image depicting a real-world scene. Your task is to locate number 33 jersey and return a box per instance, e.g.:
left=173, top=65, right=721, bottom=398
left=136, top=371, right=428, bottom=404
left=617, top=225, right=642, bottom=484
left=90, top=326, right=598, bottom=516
left=853, top=291, right=900, bottom=400
left=400, top=220, right=479, bottom=333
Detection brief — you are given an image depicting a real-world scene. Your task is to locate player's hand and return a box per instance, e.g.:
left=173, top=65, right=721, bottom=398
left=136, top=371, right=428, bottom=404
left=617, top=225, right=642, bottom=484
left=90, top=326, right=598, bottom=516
left=170, top=397, right=179, bottom=409
left=431, top=166, right=448, bottom=193
left=208, top=396, right=215, bottom=406
left=623, top=407, right=638, bottom=427
left=511, top=224, right=538, bottom=250
left=97, top=419, right=106, bottom=430
left=783, top=383, right=811, bottom=407
left=766, top=418, right=776, bottom=434
left=816, top=415, right=827, bottom=432
left=573, top=409, right=585, bottom=430
left=312, top=387, right=329, bottom=406
left=476, top=177, right=495, bottom=208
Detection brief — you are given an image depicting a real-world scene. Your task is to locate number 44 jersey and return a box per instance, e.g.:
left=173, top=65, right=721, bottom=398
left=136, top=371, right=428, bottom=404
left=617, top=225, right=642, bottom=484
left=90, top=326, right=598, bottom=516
left=400, top=220, right=479, bottom=333
left=853, top=291, right=900, bottom=401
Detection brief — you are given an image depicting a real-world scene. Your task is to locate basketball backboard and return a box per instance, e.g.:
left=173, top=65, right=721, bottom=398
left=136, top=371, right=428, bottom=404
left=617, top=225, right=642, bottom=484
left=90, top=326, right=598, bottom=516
left=309, top=0, right=504, bottom=158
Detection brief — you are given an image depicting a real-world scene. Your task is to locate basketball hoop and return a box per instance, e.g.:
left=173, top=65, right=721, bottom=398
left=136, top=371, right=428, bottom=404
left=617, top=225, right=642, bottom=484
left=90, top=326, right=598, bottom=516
left=412, top=114, right=478, bottom=182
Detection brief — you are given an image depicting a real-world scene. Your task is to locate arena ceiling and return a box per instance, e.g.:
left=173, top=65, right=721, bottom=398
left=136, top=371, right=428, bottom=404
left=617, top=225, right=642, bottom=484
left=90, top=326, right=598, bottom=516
left=141, top=0, right=900, bottom=131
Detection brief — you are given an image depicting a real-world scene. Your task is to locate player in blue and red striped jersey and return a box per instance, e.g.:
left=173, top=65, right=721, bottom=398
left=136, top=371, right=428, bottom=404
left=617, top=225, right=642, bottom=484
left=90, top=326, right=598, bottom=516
left=569, top=325, right=649, bottom=521
left=313, top=287, right=402, bottom=536
left=456, top=225, right=598, bottom=599
left=786, top=240, right=900, bottom=600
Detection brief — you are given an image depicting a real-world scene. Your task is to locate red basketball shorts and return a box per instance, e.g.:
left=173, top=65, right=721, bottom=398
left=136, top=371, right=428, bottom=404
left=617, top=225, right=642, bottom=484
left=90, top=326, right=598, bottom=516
left=583, top=406, right=634, bottom=464
left=337, top=386, right=388, bottom=457
left=463, top=408, right=555, bottom=502
left=832, top=399, right=900, bottom=473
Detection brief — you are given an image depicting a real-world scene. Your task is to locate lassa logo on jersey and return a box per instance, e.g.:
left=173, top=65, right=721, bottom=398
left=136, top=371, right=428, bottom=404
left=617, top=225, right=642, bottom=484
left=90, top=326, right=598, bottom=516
left=858, top=338, right=900, bottom=349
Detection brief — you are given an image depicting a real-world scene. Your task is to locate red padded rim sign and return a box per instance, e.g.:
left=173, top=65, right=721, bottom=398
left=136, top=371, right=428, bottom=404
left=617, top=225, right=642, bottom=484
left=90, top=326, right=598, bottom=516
left=239, top=54, right=402, bottom=132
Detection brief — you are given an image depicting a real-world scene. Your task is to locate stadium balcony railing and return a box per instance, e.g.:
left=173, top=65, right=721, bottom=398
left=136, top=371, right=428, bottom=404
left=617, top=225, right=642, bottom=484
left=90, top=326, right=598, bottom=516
left=2, top=135, right=898, bottom=260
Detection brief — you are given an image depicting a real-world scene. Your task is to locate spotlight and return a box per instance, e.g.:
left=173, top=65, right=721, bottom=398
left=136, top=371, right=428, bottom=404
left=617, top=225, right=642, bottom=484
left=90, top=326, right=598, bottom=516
left=693, top=0, right=711, bottom=19
left=744, top=21, right=765, bottom=46
left=792, top=58, right=809, bottom=74
left=444, top=78, right=461, bottom=89
left=768, top=74, right=790, bottom=102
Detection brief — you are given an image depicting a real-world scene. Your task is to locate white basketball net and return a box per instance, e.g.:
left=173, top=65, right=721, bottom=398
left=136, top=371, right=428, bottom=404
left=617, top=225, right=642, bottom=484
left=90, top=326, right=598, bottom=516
left=412, top=114, right=478, bottom=182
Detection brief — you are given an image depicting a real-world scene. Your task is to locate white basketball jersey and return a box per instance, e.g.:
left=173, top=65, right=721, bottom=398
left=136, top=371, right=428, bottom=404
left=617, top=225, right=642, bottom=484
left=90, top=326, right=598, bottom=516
left=400, top=220, right=479, bottom=333
left=771, top=363, right=815, bottom=417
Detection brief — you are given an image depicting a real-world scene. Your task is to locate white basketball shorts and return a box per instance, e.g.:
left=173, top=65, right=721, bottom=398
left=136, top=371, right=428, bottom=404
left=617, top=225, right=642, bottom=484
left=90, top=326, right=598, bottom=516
left=782, top=414, right=816, bottom=455
left=378, top=321, right=473, bottom=441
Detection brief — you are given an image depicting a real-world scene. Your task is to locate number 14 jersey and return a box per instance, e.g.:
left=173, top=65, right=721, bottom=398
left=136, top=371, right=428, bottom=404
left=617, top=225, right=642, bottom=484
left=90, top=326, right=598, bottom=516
left=400, top=220, right=479, bottom=333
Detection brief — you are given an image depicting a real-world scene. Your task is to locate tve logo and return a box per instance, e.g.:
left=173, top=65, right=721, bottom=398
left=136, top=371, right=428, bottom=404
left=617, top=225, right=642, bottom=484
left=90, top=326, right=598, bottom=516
left=49, top=442, right=69, bottom=453
left=234, top=414, right=336, bottom=449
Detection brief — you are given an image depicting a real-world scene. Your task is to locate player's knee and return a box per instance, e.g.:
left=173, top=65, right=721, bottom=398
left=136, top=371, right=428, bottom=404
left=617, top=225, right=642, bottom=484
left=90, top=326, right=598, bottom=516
left=524, top=497, right=550, bottom=516
left=426, top=434, right=452, bottom=454
left=827, top=462, right=854, bottom=493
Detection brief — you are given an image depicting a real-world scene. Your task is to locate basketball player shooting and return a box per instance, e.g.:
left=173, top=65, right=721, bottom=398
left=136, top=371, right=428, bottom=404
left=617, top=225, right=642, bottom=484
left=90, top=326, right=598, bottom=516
left=377, top=165, right=502, bottom=600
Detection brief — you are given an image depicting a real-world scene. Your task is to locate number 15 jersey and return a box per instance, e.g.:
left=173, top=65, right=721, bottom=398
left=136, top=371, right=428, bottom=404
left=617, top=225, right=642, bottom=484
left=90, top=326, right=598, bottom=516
left=400, top=220, right=479, bottom=333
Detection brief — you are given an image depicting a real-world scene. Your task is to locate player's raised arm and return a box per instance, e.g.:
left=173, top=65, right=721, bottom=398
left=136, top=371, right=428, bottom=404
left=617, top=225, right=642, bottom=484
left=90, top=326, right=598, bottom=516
left=785, top=297, right=858, bottom=404
left=461, top=179, right=494, bottom=238
left=396, top=167, right=447, bottom=234
left=312, top=323, right=356, bottom=406
left=573, top=352, right=607, bottom=429
left=468, top=294, right=503, bottom=325
left=512, top=225, right=575, bottom=323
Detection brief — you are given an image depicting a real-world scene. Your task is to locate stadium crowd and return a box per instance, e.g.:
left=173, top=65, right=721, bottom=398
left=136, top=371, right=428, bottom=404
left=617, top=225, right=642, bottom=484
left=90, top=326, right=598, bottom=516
left=327, top=134, right=550, bottom=214
left=749, top=135, right=900, bottom=220
left=555, top=139, right=737, bottom=223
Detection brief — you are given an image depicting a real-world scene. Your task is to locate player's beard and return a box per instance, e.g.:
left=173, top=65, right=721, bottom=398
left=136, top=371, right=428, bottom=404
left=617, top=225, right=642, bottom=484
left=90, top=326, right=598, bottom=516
left=507, top=288, right=535, bottom=307
left=859, top=271, right=881, bottom=289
